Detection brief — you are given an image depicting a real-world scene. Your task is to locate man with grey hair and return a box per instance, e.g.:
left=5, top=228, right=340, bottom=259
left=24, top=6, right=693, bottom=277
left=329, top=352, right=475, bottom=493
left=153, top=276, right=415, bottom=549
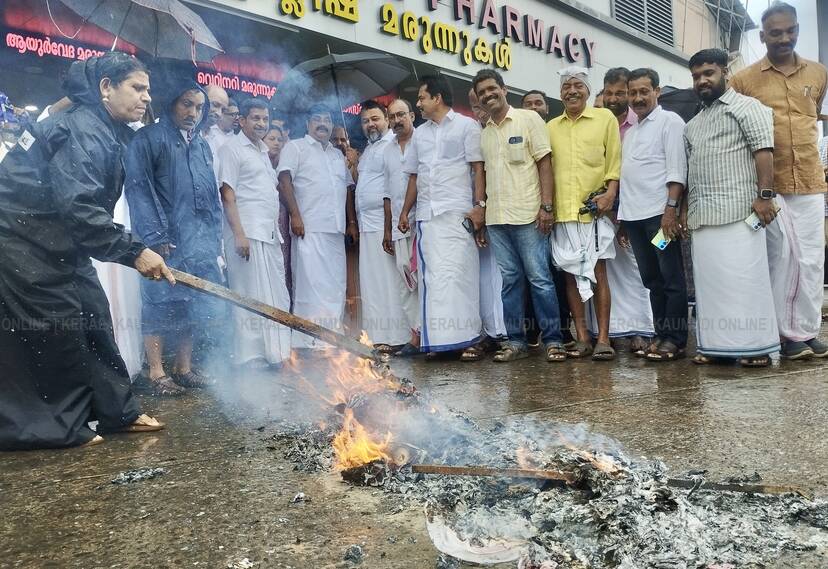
left=547, top=66, right=622, bottom=361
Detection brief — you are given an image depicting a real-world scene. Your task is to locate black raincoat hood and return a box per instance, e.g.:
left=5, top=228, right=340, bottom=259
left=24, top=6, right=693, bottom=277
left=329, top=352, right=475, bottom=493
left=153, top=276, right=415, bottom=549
left=63, top=56, right=105, bottom=106
left=159, top=79, right=211, bottom=133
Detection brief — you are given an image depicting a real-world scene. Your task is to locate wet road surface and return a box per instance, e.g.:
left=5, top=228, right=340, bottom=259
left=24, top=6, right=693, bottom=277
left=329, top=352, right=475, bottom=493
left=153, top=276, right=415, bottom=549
left=2, top=334, right=827, bottom=568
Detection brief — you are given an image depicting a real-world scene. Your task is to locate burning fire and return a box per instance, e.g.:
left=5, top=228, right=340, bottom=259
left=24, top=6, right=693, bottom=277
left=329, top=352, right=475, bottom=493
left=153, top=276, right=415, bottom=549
left=332, top=409, right=392, bottom=470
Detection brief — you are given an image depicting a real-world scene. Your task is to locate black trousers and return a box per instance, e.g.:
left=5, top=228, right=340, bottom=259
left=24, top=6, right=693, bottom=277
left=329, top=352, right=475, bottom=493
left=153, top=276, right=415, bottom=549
left=622, top=215, right=688, bottom=348
left=0, top=265, right=140, bottom=450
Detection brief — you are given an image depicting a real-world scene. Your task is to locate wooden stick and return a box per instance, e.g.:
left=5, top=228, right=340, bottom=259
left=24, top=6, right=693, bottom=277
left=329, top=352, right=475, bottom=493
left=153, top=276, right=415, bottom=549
left=411, top=464, right=579, bottom=484
left=169, top=268, right=375, bottom=361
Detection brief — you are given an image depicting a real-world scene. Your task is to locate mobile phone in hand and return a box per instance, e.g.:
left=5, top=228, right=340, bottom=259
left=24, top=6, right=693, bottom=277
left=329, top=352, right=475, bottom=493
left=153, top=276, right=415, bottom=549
left=462, top=218, right=474, bottom=234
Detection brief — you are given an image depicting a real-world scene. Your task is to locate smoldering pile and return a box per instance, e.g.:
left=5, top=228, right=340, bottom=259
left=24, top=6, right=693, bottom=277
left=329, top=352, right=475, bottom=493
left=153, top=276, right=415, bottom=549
left=266, top=360, right=827, bottom=568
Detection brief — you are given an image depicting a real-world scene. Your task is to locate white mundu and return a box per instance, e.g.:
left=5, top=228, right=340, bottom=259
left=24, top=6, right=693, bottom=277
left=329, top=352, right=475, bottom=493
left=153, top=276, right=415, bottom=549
left=403, top=109, right=483, bottom=351
left=219, top=132, right=291, bottom=364
left=357, top=129, right=409, bottom=345
left=587, top=241, right=654, bottom=339
left=693, top=221, right=779, bottom=357
left=277, top=135, right=351, bottom=349
left=384, top=135, right=419, bottom=335
left=765, top=194, right=825, bottom=343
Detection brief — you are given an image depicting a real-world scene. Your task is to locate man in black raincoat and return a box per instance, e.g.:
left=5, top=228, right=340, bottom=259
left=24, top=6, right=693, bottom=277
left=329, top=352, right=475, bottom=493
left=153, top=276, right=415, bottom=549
left=125, top=79, right=223, bottom=396
left=0, top=53, right=168, bottom=450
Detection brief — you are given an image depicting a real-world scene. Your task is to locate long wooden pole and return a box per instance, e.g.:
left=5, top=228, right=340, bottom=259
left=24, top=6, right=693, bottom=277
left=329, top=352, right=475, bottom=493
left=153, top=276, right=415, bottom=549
left=411, top=464, right=579, bottom=484
left=169, top=268, right=376, bottom=361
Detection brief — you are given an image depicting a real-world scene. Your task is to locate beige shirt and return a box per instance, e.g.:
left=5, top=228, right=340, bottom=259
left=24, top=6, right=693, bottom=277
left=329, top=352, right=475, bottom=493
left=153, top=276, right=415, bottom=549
left=480, top=106, right=551, bottom=225
left=731, top=54, right=828, bottom=195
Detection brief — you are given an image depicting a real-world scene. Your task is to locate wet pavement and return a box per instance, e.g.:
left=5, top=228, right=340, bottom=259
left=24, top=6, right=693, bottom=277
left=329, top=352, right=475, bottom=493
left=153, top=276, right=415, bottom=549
left=2, top=331, right=828, bottom=568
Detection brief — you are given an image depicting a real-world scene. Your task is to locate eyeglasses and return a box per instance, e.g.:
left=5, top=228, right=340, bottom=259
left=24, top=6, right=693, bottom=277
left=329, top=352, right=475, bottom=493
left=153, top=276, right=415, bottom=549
left=389, top=111, right=411, bottom=121
left=223, top=111, right=240, bottom=117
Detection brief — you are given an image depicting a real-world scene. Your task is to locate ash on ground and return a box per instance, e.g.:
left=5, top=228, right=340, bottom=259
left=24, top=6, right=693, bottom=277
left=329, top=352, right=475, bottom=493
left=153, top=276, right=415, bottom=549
left=266, top=373, right=828, bottom=568
left=110, top=467, right=167, bottom=485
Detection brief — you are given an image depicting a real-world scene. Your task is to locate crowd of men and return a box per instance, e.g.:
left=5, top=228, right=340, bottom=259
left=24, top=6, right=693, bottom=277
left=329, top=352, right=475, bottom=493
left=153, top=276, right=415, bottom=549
left=121, top=2, right=827, bottom=396
left=0, top=2, right=826, bottom=449
left=3, top=3, right=826, bottom=402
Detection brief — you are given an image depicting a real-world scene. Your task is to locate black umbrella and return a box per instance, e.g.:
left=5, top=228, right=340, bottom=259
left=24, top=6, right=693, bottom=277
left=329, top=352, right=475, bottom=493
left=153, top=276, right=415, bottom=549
left=53, top=0, right=223, bottom=63
left=273, top=52, right=410, bottom=123
left=659, top=86, right=701, bottom=123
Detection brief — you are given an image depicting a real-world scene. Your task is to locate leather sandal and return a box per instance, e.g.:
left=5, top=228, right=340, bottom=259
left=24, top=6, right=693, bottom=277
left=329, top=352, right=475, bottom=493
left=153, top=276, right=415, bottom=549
left=460, top=344, right=485, bottom=362
left=173, top=370, right=213, bottom=388
left=566, top=340, right=593, bottom=358
left=646, top=340, right=685, bottom=362
left=149, top=376, right=186, bottom=397
left=592, top=342, right=616, bottom=361
left=493, top=345, right=529, bottom=363
left=546, top=344, right=567, bottom=363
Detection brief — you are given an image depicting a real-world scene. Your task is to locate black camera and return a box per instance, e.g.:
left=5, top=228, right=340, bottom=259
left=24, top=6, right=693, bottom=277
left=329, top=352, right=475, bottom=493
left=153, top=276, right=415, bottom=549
left=578, top=188, right=608, bottom=216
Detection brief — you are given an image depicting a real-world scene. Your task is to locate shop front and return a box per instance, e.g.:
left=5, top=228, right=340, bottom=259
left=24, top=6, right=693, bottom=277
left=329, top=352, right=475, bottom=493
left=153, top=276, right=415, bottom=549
left=1, top=0, right=698, bottom=138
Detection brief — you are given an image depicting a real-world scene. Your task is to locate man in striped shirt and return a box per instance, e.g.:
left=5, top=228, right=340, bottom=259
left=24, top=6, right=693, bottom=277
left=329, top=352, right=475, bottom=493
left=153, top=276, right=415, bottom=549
left=684, top=49, right=780, bottom=367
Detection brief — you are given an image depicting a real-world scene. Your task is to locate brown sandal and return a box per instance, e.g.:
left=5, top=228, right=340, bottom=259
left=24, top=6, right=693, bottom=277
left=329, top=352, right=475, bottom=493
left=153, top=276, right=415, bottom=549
left=460, top=344, right=485, bottom=362
left=150, top=376, right=186, bottom=397
left=546, top=344, right=567, bottom=362
left=592, top=342, right=616, bottom=361
left=646, top=340, right=685, bottom=362
left=692, top=354, right=723, bottom=365
left=566, top=340, right=593, bottom=358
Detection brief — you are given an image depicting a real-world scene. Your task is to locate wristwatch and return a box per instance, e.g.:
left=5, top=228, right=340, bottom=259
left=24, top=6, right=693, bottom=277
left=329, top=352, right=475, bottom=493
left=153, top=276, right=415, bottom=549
left=758, top=188, right=775, bottom=200
left=666, top=198, right=680, bottom=209
left=541, top=203, right=554, bottom=213
left=474, top=200, right=486, bottom=208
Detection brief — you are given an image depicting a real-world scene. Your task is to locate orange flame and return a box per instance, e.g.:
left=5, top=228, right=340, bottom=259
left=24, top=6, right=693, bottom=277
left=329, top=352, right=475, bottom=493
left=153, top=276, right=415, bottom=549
left=555, top=435, right=623, bottom=477
left=332, top=409, right=392, bottom=470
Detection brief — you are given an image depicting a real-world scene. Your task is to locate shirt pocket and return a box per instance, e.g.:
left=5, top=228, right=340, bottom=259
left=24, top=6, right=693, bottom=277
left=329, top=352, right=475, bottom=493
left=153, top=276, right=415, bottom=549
left=506, top=135, right=528, bottom=164
left=581, top=144, right=606, bottom=167
left=439, top=133, right=464, bottom=161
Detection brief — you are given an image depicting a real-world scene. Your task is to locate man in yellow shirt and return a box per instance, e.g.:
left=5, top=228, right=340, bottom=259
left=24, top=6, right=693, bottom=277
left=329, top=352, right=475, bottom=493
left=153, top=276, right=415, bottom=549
left=474, top=69, right=565, bottom=362
left=547, top=67, right=622, bottom=360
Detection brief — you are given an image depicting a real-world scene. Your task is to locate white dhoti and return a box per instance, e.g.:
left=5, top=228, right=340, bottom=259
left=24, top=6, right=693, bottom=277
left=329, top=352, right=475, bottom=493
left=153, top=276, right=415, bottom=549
left=587, top=241, right=655, bottom=338
left=393, top=235, right=419, bottom=332
left=692, top=222, right=780, bottom=358
left=550, top=218, right=617, bottom=302
left=92, top=196, right=143, bottom=377
left=291, top=232, right=346, bottom=349
left=225, top=237, right=292, bottom=364
left=479, top=244, right=506, bottom=338
left=359, top=231, right=412, bottom=346
left=417, top=212, right=481, bottom=352
left=765, top=193, right=825, bottom=342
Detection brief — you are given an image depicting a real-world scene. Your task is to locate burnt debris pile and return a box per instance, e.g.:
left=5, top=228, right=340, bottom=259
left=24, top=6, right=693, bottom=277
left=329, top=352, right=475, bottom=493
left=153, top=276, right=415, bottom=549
left=265, top=355, right=827, bottom=567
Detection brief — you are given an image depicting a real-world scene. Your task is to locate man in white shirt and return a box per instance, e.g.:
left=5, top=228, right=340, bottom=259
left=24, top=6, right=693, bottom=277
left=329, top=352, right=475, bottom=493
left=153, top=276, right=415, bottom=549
left=205, top=97, right=237, bottom=156
left=382, top=99, right=420, bottom=356
left=278, top=105, right=354, bottom=350
left=398, top=75, right=486, bottom=357
left=618, top=68, right=689, bottom=361
left=353, top=100, right=407, bottom=350
left=219, top=98, right=292, bottom=368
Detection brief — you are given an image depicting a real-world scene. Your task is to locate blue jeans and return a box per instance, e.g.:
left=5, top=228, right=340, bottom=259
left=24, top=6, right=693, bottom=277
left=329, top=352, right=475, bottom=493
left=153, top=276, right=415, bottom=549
left=487, top=223, right=562, bottom=348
